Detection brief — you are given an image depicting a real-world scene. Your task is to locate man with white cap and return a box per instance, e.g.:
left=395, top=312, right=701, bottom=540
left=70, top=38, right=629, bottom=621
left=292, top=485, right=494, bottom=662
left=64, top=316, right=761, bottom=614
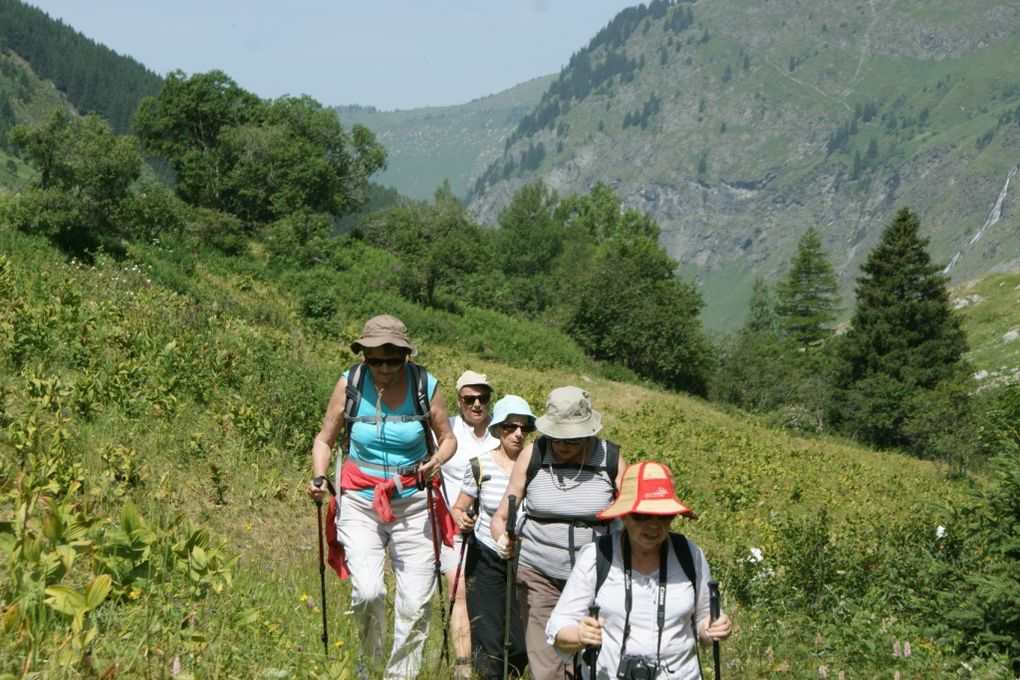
left=443, top=370, right=499, bottom=675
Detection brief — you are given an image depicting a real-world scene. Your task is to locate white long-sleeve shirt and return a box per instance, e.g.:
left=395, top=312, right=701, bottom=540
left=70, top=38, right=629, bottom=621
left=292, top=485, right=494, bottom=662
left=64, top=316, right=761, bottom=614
left=545, top=533, right=712, bottom=680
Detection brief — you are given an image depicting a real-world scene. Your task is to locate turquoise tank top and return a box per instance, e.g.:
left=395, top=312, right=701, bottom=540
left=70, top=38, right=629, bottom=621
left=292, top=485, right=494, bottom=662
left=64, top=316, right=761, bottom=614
left=343, top=365, right=438, bottom=500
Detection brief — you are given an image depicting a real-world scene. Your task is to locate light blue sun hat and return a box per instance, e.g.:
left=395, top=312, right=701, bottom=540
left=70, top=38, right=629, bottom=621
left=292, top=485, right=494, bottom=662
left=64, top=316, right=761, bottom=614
left=488, top=395, right=536, bottom=437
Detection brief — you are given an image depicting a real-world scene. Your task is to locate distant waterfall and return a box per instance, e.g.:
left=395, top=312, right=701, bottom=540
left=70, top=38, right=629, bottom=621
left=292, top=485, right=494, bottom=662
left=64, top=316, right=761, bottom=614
left=945, top=165, right=1018, bottom=274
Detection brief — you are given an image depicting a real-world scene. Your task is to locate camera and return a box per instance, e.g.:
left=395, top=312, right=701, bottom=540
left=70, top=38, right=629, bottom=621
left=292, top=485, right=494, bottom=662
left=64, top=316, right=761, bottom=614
left=617, top=655, right=658, bottom=680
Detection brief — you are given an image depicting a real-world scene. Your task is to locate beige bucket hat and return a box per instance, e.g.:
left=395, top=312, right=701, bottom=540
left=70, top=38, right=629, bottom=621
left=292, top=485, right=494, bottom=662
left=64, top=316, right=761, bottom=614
left=349, top=315, right=417, bottom=356
left=535, top=386, right=602, bottom=439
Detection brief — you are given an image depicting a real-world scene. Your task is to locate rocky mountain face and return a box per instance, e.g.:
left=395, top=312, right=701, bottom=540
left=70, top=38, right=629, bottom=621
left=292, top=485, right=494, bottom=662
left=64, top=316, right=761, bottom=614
left=466, top=0, right=1020, bottom=329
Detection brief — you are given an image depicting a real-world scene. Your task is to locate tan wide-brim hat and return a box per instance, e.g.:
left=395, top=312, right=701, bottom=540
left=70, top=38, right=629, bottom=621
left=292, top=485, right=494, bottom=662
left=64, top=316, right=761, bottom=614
left=535, top=386, right=602, bottom=439
left=597, top=461, right=697, bottom=519
left=350, top=315, right=417, bottom=356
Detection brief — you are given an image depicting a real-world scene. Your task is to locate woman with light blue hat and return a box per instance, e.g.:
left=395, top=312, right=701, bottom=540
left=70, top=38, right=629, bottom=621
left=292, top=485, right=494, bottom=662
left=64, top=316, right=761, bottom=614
left=451, top=394, right=535, bottom=678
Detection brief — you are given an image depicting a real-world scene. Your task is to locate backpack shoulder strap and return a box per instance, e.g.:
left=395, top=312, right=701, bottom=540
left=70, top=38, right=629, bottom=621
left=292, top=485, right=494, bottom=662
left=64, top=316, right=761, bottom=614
left=407, top=362, right=431, bottom=417
left=342, top=362, right=365, bottom=445
left=670, top=532, right=698, bottom=609
left=604, top=440, right=620, bottom=493
left=594, top=532, right=614, bottom=597
left=525, top=436, right=547, bottom=491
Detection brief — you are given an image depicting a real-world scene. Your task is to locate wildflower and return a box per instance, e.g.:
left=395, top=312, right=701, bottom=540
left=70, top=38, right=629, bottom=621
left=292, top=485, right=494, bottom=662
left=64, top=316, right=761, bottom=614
left=246, top=522, right=254, bottom=531
left=838, top=673, right=845, bottom=680
left=128, top=589, right=141, bottom=600
left=893, top=640, right=901, bottom=657
left=748, top=547, right=764, bottom=563
left=171, top=656, right=181, bottom=676
left=936, top=525, right=947, bottom=540
left=335, top=640, right=345, bottom=648
left=894, top=672, right=900, bottom=680
left=903, top=641, right=911, bottom=657
left=300, top=594, right=310, bottom=603
left=819, top=665, right=829, bottom=678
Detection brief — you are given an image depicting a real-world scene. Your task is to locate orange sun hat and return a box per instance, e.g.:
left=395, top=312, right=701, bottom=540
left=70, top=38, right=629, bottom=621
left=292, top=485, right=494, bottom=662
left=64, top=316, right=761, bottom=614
left=597, top=461, right=698, bottom=520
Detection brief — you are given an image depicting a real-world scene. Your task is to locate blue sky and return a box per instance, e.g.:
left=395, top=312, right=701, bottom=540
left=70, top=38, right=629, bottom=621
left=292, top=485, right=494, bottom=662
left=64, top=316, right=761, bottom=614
left=27, top=1, right=640, bottom=111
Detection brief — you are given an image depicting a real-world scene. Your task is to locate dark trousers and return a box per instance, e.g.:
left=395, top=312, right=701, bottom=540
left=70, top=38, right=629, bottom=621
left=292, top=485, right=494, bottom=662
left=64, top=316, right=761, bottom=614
left=465, top=539, right=528, bottom=679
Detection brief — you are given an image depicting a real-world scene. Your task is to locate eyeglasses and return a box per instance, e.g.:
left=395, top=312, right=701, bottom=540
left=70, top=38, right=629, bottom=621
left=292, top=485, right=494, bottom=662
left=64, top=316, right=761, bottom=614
left=365, top=357, right=405, bottom=367
left=500, top=422, right=535, bottom=434
left=460, top=394, right=491, bottom=406
left=630, top=513, right=671, bottom=522
left=550, top=437, right=583, bottom=445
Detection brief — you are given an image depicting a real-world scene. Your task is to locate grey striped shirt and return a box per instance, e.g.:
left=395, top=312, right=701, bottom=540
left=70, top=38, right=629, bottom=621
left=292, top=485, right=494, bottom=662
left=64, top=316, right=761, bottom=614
left=519, top=437, right=619, bottom=580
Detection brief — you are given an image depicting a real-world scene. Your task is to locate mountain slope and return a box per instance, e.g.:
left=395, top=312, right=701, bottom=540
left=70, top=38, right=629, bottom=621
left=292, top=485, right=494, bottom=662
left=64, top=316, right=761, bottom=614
left=337, top=75, right=553, bottom=200
left=467, top=0, right=1020, bottom=329
left=0, top=0, right=162, bottom=133
left=0, top=49, right=76, bottom=187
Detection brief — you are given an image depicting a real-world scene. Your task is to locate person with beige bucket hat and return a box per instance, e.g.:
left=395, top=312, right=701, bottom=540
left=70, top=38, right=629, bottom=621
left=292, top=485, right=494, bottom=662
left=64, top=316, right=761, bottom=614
left=491, top=386, right=627, bottom=680
left=307, top=314, right=457, bottom=679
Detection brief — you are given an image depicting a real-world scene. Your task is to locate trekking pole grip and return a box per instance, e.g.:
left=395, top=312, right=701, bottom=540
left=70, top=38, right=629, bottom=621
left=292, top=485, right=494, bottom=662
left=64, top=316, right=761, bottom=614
left=506, top=495, right=518, bottom=541
left=313, top=476, right=324, bottom=507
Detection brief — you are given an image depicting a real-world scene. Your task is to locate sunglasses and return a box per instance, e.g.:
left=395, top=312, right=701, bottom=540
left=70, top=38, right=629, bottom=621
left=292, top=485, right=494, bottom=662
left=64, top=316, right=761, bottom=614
left=500, top=422, right=535, bottom=434
left=365, top=357, right=405, bottom=367
left=460, top=394, right=491, bottom=406
left=630, top=513, right=671, bottom=522
left=550, top=437, right=583, bottom=445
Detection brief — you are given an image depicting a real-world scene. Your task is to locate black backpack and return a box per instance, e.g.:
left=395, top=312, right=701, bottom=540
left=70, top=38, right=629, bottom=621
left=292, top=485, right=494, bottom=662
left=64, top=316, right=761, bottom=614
left=524, top=436, right=621, bottom=493
left=594, top=531, right=698, bottom=605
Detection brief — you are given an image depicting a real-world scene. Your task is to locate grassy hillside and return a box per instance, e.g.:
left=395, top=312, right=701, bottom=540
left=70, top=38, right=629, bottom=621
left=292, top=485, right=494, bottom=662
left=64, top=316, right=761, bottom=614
left=466, top=0, right=1020, bottom=330
left=954, top=267, right=1020, bottom=387
left=4, top=224, right=1013, bottom=677
left=337, top=75, right=554, bottom=200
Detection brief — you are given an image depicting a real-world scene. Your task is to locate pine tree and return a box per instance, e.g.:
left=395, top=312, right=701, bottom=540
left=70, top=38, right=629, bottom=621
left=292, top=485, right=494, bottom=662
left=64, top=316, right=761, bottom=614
left=839, top=207, right=969, bottom=450
left=775, top=227, right=840, bottom=346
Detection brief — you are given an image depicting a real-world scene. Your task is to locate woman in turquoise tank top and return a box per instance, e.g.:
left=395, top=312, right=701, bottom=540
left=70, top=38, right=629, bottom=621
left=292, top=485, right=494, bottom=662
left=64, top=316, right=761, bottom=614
left=308, top=315, right=457, bottom=679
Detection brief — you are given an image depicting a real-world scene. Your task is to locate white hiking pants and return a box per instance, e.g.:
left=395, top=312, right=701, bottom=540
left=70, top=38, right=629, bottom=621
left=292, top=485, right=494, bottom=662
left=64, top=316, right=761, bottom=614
left=336, top=490, right=437, bottom=679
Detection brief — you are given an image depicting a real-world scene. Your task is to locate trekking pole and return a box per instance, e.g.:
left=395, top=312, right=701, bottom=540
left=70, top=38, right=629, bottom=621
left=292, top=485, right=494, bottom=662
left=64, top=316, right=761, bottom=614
left=584, top=605, right=600, bottom=678
left=422, top=471, right=449, bottom=663
left=502, top=494, right=518, bottom=680
left=708, top=580, right=721, bottom=679
left=448, top=475, right=489, bottom=619
left=313, top=476, right=333, bottom=657
left=447, top=506, right=476, bottom=619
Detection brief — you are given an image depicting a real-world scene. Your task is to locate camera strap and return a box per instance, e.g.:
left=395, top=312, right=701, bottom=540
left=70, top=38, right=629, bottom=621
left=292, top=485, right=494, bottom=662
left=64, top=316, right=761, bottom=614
left=619, top=533, right=668, bottom=667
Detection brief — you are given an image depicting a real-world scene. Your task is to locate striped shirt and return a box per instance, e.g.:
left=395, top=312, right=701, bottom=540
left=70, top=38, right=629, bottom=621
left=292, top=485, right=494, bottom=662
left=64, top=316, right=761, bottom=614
left=459, top=448, right=514, bottom=553
left=519, top=437, right=619, bottom=580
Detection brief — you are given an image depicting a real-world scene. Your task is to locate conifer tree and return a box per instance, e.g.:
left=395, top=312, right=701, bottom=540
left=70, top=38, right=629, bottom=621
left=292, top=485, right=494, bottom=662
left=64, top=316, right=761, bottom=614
left=775, top=227, right=840, bottom=346
left=839, top=207, right=969, bottom=450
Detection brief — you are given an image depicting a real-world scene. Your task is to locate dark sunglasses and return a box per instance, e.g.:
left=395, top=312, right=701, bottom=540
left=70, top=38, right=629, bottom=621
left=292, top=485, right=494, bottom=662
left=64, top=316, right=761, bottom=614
left=500, top=422, right=535, bottom=434
left=460, top=394, right=491, bottom=406
left=631, top=513, right=671, bottom=522
left=550, top=437, right=583, bottom=445
left=365, top=357, right=405, bottom=367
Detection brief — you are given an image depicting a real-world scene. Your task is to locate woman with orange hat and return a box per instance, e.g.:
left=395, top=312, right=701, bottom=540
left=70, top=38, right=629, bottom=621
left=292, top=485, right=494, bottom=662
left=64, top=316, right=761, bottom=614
left=546, top=462, right=732, bottom=680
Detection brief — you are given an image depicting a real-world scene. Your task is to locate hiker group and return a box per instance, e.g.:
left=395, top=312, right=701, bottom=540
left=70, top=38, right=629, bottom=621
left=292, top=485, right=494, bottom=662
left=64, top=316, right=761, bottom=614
left=307, top=315, right=732, bottom=680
